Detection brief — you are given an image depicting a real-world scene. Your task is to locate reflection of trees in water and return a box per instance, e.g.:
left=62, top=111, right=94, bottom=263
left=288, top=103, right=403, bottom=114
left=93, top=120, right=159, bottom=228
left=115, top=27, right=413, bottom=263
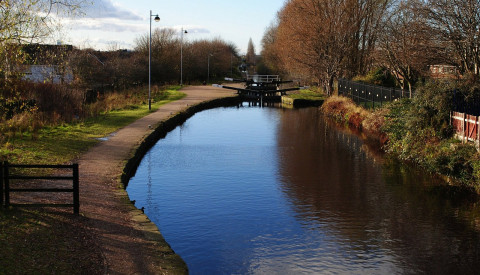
left=275, top=107, right=480, bottom=273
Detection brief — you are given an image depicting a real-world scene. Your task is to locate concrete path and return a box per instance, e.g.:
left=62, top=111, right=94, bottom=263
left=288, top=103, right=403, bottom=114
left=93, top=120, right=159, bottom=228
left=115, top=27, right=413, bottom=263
left=77, top=86, right=236, bottom=274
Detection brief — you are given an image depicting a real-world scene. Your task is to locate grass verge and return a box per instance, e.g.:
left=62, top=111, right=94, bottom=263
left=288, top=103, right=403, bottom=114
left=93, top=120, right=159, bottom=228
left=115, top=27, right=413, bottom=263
left=282, top=88, right=325, bottom=107
left=286, top=88, right=326, bottom=100
left=0, top=87, right=185, bottom=164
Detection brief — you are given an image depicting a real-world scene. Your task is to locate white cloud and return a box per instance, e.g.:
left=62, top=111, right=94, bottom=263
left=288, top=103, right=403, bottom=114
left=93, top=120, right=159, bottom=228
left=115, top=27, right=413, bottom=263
left=69, top=18, right=145, bottom=33
left=70, top=36, right=135, bottom=50
left=81, top=0, right=142, bottom=20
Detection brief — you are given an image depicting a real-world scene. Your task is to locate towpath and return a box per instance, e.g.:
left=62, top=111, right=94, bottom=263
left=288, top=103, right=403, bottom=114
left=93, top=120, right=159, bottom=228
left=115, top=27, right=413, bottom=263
left=77, top=85, right=236, bottom=274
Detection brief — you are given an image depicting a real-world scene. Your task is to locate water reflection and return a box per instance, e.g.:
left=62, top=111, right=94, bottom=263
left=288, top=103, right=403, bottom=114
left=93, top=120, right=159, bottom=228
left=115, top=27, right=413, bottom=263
left=127, top=104, right=480, bottom=274
left=276, top=108, right=480, bottom=274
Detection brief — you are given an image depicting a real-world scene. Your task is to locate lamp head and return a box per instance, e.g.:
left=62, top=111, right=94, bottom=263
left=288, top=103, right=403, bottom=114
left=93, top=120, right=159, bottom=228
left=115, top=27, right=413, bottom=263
left=154, top=16, right=160, bottom=22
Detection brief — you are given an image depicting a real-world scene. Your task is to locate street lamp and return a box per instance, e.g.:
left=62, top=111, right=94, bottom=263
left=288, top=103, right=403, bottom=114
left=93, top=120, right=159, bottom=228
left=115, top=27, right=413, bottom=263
left=149, top=10, right=160, bottom=111
left=207, top=53, right=213, bottom=84
left=180, top=27, right=188, bottom=86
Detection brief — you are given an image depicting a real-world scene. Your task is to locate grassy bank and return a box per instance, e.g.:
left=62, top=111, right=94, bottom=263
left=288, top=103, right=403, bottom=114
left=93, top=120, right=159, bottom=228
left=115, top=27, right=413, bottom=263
left=0, top=86, right=185, bottom=274
left=282, top=88, right=326, bottom=107
left=321, top=95, right=480, bottom=192
left=0, top=86, right=185, bottom=164
left=286, top=88, right=325, bottom=100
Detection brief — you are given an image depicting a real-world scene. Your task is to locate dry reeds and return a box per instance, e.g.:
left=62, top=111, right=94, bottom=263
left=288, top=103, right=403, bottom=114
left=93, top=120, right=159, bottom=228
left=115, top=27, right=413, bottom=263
left=0, top=82, right=163, bottom=142
left=321, top=95, right=387, bottom=142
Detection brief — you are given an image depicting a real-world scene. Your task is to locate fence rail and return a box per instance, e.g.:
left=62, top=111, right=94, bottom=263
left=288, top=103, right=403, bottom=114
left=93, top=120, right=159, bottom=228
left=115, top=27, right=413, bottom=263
left=0, top=162, right=79, bottom=214
left=338, top=79, right=413, bottom=108
left=451, top=111, right=480, bottom=149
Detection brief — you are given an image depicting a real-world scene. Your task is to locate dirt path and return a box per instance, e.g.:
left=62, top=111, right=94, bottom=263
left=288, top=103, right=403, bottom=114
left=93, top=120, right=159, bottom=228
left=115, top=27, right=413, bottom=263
left=77, top=86, right=236, bottom=274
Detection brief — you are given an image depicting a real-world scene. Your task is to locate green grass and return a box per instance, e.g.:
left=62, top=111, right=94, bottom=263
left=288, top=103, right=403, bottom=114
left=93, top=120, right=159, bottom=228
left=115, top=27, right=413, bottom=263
left=0, top=87, right=185, bottom=165
left=286, top=89, right=325, bottom=101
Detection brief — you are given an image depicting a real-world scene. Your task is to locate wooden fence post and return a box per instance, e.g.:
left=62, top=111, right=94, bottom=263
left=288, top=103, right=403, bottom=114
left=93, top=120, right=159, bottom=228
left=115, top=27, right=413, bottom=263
left=1, top=161, right=3, bottom=207
left=73, top=163, right=79, bottom=215
left=477, top=115, right=480, bottom=150
left=463, top=112, right=466, bottom=143
left=4, top=161, right=9, bottom=207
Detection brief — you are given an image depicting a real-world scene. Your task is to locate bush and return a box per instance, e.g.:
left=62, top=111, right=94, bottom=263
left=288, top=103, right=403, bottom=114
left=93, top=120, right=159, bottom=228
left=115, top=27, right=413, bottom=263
left=382, top=98, right=412, bottom=142
left=321, top=95, right=385, bottom=138
left=321, top=96, right=369, bottom=124
left=381, top=79, right=480, bottom=189
left=409, top=80, right=455, bottom=138
left=29, top=83, right=84, bottom=123
left=353, top=67, right=397, bottom=87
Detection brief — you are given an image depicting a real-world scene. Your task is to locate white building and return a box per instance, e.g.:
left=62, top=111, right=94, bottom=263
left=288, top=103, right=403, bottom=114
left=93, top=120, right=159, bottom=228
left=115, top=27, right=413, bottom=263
left=23, top=64, right=73, bottom=84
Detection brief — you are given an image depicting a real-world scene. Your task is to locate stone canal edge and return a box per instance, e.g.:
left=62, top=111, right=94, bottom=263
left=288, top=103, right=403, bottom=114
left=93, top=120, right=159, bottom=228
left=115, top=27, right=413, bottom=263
left=77, top=86, right=238, bottom=274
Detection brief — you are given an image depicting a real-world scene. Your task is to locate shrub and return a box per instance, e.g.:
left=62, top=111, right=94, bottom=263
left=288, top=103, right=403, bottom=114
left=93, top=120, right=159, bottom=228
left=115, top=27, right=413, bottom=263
left=321, top=96, right=369, bottom=124
left=409, top=80, right=455, bottom=138
left=353, top=67, right=397, bottom=87
left=381, top=79, right=480, bottom=189
left=362, top=108, right=387, bottom=137
left=28, top=83, right=84, bottom=123
left=382, top=98, right=412, bottom=142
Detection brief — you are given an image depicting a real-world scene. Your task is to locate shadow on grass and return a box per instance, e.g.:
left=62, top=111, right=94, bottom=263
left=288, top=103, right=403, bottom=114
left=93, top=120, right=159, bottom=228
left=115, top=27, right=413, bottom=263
left=0, top=207, right=104, bottom=274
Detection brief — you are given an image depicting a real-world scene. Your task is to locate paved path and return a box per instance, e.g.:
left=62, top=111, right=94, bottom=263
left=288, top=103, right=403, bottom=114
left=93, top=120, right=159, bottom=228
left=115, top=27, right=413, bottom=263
left=77, top=86, right=236, bottom=274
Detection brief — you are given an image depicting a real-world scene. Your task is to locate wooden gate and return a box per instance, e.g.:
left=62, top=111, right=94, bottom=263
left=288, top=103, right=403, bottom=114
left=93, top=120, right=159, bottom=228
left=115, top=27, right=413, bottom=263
left=0, top=162, right=79, bottom=214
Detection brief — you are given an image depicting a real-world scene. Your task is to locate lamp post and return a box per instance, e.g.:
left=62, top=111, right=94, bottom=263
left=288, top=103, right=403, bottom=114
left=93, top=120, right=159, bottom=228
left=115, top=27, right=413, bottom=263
left=149, top=10, right=160, bottom=111
left=207, top=53, right=213, bottom=84
left=180, top=27, right=188, bottom=86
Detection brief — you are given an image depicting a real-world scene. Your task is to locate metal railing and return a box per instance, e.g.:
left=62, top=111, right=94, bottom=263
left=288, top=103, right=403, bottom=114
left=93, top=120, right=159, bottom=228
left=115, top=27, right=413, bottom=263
left=247, top=75, right=280, bottom=83
left=338, top=79, right=414, bottom=108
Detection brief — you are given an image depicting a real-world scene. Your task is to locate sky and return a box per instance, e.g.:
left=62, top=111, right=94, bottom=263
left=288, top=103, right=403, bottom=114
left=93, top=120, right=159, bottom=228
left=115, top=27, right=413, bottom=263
left=57, top=0, right=286, bottom=54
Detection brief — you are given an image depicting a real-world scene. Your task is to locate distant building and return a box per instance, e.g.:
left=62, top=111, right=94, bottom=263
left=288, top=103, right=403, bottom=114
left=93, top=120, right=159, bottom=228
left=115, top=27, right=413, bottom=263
left=21, top=44, right=74, bottom=84
left=429, top=64, right=460, bottom=79
left=23, top=64, right=73, bottom=84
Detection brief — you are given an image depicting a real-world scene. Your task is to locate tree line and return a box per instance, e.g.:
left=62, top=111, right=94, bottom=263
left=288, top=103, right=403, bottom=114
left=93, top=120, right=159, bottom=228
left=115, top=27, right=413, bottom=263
left=1, top=0, right=242, bottom=94
left=72, top=30, right=241, bottom=91
left=260, top=0, right=480, bottom=95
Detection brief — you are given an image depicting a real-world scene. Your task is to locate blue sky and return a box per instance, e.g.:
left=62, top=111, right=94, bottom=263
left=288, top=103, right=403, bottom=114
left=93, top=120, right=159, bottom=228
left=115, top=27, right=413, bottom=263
left=58, top=0, right=286, bottom=54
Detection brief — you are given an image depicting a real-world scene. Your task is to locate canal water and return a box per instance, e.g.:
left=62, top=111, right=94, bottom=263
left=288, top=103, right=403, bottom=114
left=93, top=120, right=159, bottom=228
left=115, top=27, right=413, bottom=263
left=126, top=103, right=480, bottom=274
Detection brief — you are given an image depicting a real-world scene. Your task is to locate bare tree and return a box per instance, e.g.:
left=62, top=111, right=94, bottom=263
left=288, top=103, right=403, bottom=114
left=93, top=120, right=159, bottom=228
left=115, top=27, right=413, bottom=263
left=274, top=0, right=351, bottom=95
left=377, top=0, right=444, bottom=93
left=343, top=0, right=391, bottom=77
left=421, top=0, right=480, bottom=77
left=0, top=0, right=87, bottom=80
left=135, top=28, right=180, bottom=84
left=135, top=30, right=239, bottom=84
left=263, top=0, right=390, bottom=95
left=260, top=21, right=284, bottom=75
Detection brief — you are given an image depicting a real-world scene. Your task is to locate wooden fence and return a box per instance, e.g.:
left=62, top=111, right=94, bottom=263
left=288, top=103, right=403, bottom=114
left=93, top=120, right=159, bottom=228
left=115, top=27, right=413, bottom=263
left=0, top=162, right=79, bottom=214
left=451, top=111, right=480, bottom=149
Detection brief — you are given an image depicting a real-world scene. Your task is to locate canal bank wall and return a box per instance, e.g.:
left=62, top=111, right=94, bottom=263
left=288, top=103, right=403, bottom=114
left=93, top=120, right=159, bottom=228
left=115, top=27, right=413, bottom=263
left=77, top=86, right=239, bottom=274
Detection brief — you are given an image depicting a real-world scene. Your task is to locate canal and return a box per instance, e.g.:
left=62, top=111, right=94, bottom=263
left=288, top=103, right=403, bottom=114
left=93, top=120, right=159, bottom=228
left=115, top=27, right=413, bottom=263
left=126, top=103, right=480, bottom=274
